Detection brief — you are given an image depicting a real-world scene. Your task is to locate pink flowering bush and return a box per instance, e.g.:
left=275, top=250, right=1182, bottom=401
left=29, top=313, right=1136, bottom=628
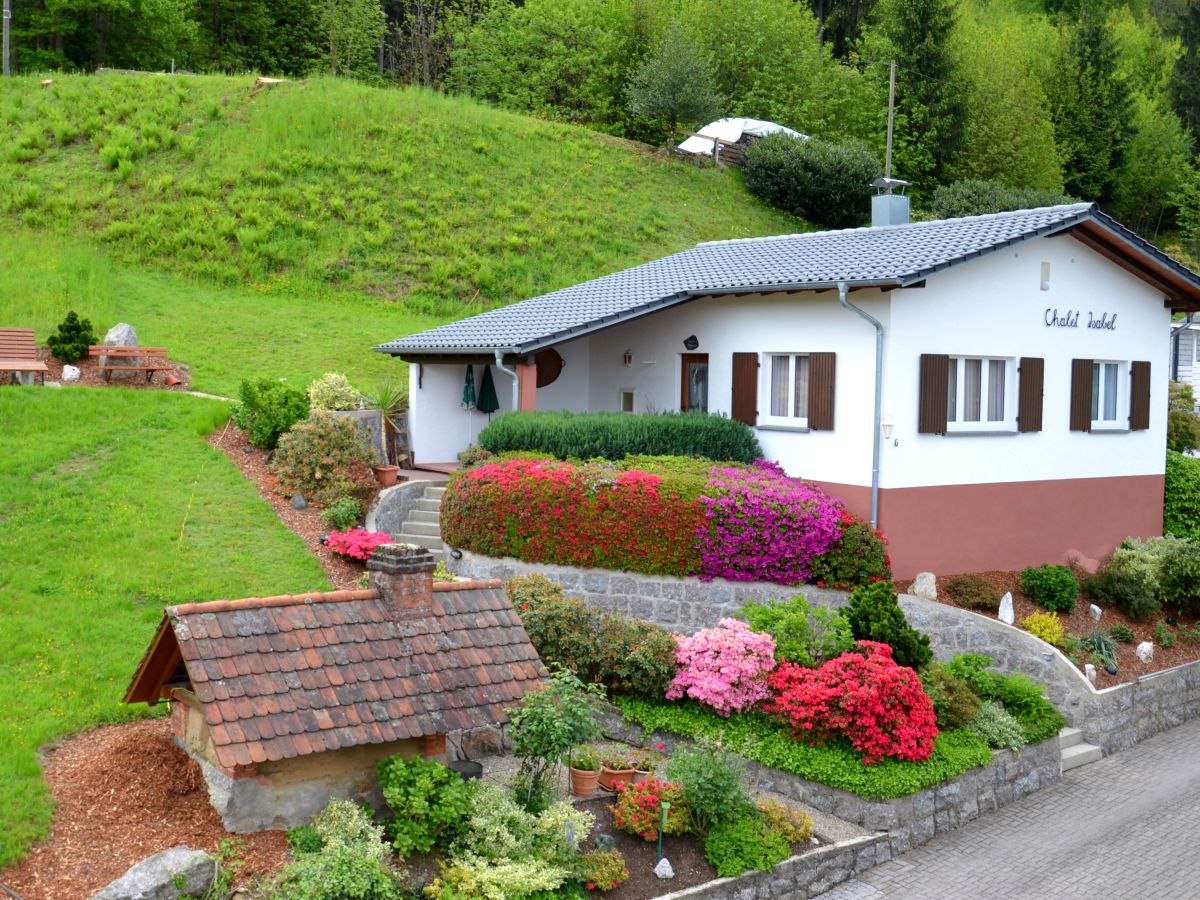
left=697, top=460, right=845, bottom=585
left=666, top=619, right=777, bottom=716
left=325, top=529, right=393, bottom=560
left=765, top=641, right=939, bottom=765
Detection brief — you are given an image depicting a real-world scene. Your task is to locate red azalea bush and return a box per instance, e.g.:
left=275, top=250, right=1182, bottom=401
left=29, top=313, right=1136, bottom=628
left=697, top=460, right=845, bottom=585
left=765, top=641, right=939, bottom=765
left=325, top=529, right=393, bottom=560
left=441, top=458, right=704, bottom=576
left=808, top=510, right=892, bottom=589
left=666, top=619, right=777, bottom=716
left=612, top=778, right=689, bottom=841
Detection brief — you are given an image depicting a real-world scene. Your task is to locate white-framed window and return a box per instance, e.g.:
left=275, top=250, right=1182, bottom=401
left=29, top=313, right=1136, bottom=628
left=946, top=356, right=1015, bottom=431
left=619, top=388, right=636, bottom=414
left=1091, top=360, right=1126, bottom=429
left=764, top=353, right=809, bottom=426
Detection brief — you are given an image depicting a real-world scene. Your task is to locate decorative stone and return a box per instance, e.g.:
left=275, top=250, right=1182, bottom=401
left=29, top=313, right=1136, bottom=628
left=100, top=322, right=139, bottom=377
left=92, top=846, right=216, bottom=900
left=291, top=493, right=308, bottom=510
left=654, top=858, right=675, bottom=880
left=911, top=572, right=937, bottom=601
left=1085, top=663, right=1097, bottom=686
left=1136, top=641, right=1154, bottom=664
left=1089, top=604, right=1102, bottom=621
left=998, top=592, right=1014, bottom=625
left=62, top=364, right=80, bottom=382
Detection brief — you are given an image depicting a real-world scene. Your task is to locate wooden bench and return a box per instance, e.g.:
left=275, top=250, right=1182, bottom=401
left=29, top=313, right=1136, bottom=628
left=87, top=345, right=173, bottom=382
left=0, top=328, right=49, bottom=385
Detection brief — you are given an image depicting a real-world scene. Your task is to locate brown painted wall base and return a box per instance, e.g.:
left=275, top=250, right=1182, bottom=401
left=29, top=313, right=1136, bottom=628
left=813, top=475, right=1164, bottom=579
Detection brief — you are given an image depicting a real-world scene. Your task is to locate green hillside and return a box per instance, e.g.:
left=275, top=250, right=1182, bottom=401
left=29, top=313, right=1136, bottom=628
left=1, top=73, right=799, bottom=393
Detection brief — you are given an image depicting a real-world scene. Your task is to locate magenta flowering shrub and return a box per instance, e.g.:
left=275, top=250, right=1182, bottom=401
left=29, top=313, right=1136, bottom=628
left=325, top=529, right=393, bottom=560
left=666, top=619, right=777, bottom=716
left=697, top=460, right=844, bottom=585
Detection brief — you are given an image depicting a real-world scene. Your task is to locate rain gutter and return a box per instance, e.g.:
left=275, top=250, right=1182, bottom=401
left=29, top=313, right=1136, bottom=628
left=493, top=349, right=520, bottom=411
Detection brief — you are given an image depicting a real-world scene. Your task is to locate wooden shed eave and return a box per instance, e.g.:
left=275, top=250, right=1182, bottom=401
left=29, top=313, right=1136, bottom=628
left=124, top=617, right=184, bottom=705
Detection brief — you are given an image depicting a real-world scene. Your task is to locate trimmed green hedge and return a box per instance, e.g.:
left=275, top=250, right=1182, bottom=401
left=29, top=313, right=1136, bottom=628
left=1165, top=450, right=1200, bottom=541
left=613, top=697, right=993, bottom=799
left=476, top=411, right=762, bottom=462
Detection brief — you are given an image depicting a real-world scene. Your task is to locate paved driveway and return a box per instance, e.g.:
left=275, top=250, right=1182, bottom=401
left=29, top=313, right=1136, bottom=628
left=817, top=716, right=1200, bottom=899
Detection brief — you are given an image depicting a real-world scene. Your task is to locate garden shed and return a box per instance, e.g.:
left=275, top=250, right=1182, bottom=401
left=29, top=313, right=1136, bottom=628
left=378, top=203, right=1200, bottom=577
left=124, top=543, right=544, bottom=832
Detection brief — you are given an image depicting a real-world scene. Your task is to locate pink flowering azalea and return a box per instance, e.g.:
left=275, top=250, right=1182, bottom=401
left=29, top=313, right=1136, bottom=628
left=325, top=529, right=393, bottom=561
left=666, top=618, right=776, bottom=716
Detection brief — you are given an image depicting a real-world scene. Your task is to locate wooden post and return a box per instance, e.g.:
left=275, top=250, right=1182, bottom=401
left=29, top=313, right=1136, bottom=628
left=515, top=363, right=537, bottom=411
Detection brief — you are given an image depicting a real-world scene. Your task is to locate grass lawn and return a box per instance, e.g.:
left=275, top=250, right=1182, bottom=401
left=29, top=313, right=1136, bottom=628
left=0, top=226, right=441, bottom=397
left=0, top=387, right=329, bottom=869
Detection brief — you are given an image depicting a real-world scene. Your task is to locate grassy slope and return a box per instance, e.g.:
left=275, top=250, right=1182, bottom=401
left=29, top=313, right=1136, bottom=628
left=0, top=389, right=329, bottom=868
left=1, top=74, right=800, bottom=393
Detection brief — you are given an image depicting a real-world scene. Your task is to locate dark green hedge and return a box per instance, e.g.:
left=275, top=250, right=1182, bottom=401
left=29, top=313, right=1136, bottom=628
left=1165, top=450, right=1200, bottom=541
left=476, top=411, right=762, bottom=463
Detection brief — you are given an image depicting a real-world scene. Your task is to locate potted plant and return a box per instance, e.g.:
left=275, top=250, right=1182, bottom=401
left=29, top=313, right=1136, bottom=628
left=598, top=749, right=635, bottom=791
left=362, top=379, right=407, bottom=486
left=630, top=745, right=663, bottom=783
left=569, top=746, right=601, bottom=797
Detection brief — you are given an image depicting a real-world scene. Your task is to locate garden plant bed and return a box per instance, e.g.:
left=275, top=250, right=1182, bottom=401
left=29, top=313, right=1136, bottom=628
left=0, top=718, right=289, bottom=900
left=10, top=345, right=193, bottom=391
left=896, top=571, right=1200, bottom=687
left=209, top=419, right=377, bottom=591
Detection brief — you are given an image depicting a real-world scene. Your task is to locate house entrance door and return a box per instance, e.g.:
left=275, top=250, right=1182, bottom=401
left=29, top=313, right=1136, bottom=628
left=681, top=353, right=709, bottom=413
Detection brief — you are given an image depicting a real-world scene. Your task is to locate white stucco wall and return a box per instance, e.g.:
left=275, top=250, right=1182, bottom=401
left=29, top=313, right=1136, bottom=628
left=882, top=236, right=1171, bottom=488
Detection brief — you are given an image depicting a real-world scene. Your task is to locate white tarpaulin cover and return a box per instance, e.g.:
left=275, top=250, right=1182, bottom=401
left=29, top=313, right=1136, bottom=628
left=677, top=118, right=808, bottom=155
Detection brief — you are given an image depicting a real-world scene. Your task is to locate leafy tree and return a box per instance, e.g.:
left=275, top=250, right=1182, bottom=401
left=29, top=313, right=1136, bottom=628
left=879, top=0, right=966, bottom=193
left=627, top=21, right=722, bottom=145
left=1173, top=161, right=1200, bottom=260
left=1164, top=0, right=1200, bottom=145
left=316, top=0, right=386, bottom=78
left=1049, top=8, right=1133, bottom=203
left=1167, top=380, right=1200, bottom=454
left=190, top=0, right=321, bottom=75
left=1111, top=93, right=1193, bottom=233
left=744, top=132, right=881, bottom=227
left=810, top=0, right=878, bottom=59
left=11, top=0, right=197, bottom=71
left=929, top=179, right=1073, bottom=219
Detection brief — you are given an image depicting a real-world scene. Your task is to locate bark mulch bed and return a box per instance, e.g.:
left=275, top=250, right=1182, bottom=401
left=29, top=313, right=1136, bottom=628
left=10, top=346, right=194, bottom=391
left=896, top=570, right=1200, bottom=689
left=0, top=719, right=288, bottom=900
left=208, top=420, right=374, bottom=591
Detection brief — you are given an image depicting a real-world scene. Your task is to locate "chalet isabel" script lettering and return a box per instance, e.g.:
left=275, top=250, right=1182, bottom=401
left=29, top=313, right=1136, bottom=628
left=1044, top=308, right=1118, bottom=331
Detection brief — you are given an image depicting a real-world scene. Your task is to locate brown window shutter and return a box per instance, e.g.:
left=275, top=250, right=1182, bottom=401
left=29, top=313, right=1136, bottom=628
left=1130, top=360, right=1151, bottom=430
left=1070, top=358, right=1093, bottom=431
left=731, top=352, right=758, bottom=426
left=918, top=354, right=949, bottom=434
left=1017, top=357, right=1044, bottom=433
left=807, top=352, right=836, bottom=430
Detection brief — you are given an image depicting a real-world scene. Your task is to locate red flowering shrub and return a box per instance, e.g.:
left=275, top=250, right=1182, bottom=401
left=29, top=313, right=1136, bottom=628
left=441, top=458, right=703, bottom=576
left=765, top=641, right=939, bottom=765
left=808, top=510, right=892, bottom=589
left=612, top=778, right=689, bottom=841
left=666, top=619, right=776, bottom=716
left=325, top=529, right=393, bottom=560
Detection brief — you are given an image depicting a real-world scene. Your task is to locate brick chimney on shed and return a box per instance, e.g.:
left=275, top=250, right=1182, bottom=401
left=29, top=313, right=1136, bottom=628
left=367, top=543, right=434, bottom=620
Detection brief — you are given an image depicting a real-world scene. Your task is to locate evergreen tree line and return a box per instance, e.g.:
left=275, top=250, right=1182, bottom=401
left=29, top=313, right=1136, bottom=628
left=7, top=0, right=1200, bottom=249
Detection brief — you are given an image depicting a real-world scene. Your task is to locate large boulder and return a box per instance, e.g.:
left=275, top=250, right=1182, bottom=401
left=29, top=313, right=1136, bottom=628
left=100, top=322, right=139, bottom=374
left=90, top=846, right=216, bottom=900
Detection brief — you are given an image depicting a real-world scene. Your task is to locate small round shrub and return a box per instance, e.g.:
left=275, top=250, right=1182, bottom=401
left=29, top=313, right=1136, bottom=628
left=967, top=700, right=1028, bottom=753
left=944, top=574, right=999, bottom=611
left=845, top=580, right=933, bottom=670
left=612, top=778, right=689, bottom=841
left=807, top=513, right=892, bottom=588
left=232, top=378, right=311, bottom=450
left=737, top=594, right=854, bottom=668
left=1019, top=564, right=1079, bottom=613
left=457, top=443, right=496, bottom=469
left=666, top=618, right=777, bottom=716
left=665, top=747, right=752, bottom=835
left=1020, top=610, right=1066, bottom=647
left=286, top=823, right=323, bottom=855
left=377, top=755, right=473, bottom=857
left=45, top=310, right=97, bottom=364
left=271, top=412, right=375, bottom=503
left=1108, top=624, right=1136, bottom=643
left=920, top=663, right=982, bottom=730
left=321, top=495, right=363, bottom=531
left=1155, top=620, right=1178, bottom=648
left=703, top=813, right=791, bottom=878
left=580, top=849, right=629, bottom=892
left=755, top=797, right=813, bottom=844
left=1085, top=558, right=1160, bottom=621
left=307, top=372, right=362, bottom=410
left=744, top=132, right=882, bottom=229
left=325, top=529, right=393, bottom=560
left=1155, top=539, right=1200, bottom=614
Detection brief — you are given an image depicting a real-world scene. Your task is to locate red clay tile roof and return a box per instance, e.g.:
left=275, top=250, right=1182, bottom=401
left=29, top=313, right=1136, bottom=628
left=125, top=581, right=545, bottom=771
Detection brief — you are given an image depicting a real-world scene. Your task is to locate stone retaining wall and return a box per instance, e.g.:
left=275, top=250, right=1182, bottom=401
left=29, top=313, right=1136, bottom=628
left=450, top=551, right=1200, bottom=754
left=604, top=710, right=1062, bottom=863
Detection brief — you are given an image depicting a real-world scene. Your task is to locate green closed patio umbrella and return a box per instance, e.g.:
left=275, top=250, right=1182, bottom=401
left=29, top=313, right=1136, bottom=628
left=461, top=364, right=476, bottom=409
left=477, top=364, right=500, bottom=416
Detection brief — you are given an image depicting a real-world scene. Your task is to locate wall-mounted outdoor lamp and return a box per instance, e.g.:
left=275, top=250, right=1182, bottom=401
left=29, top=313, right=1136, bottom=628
left=623, top=349, right=633, bottom=366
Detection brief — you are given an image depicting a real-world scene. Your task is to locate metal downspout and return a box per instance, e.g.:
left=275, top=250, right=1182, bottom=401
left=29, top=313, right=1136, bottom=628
left=494, top=350, right=520, bottom=410
left=838, top=282, right=884, bottom=529
left=1171, top=314, right=1193, bottom=383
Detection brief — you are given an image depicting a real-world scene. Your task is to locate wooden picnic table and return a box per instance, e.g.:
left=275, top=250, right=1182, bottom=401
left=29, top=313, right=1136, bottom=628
left=87, top=345, right=173, bottom=382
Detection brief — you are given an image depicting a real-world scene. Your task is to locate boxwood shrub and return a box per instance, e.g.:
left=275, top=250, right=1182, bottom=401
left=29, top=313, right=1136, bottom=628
left=476, top=410, right=762, bottom=463
left=1165, top=451, right=1200, bottom=541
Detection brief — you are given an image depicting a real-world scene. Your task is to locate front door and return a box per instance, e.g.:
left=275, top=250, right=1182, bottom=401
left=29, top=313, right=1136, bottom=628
left=681, top=353, right=709, bottom=413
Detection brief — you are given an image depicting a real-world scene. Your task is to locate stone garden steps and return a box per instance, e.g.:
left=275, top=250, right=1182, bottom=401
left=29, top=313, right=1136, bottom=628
left=396, top=485, right=446, bottom=562
left=1059, top=727, right=1102, bottom=772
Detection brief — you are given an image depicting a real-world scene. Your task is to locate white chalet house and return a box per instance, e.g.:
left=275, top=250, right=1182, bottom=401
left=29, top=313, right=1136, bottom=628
left=376, top=203, right=1200, bottom=578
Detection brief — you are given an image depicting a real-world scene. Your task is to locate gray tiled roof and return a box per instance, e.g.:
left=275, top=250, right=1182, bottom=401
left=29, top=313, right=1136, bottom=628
left=375, top=203, right=1192, bottom=355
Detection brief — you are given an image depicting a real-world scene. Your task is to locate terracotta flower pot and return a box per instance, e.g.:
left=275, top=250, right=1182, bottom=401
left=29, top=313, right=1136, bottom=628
left=598, top=766, right=635, bottom=791
left=373, top=464, right=401, bottom=487
left=570, top=766, right=601, bottom=797
left=631, top=768, right=651, bottom=784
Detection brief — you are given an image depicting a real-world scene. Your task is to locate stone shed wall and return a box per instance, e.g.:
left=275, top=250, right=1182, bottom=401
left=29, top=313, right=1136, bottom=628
left=450, top=550, right=1200, bottom=754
